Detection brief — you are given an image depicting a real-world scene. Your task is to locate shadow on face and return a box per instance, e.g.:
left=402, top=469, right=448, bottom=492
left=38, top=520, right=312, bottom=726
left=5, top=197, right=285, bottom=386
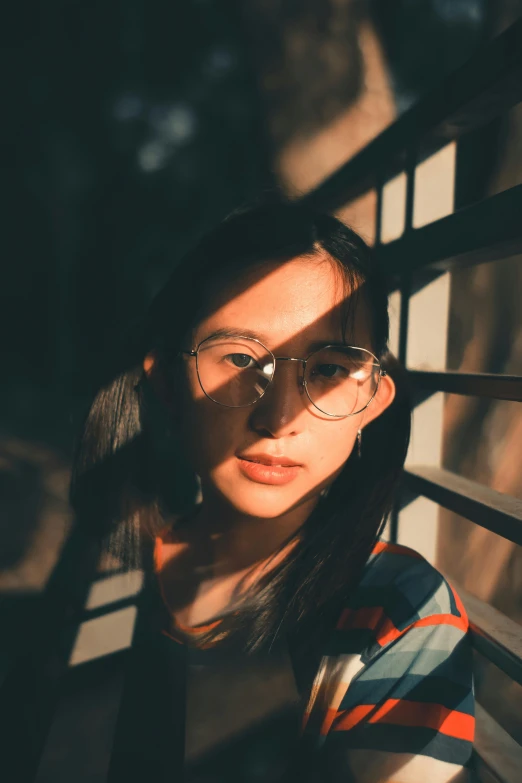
left=149, top=251, right=395, bottom=524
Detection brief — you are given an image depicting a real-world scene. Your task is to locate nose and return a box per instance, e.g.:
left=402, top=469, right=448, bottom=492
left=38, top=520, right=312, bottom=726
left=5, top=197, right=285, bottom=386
left=248, top=358, right=306, bottom=438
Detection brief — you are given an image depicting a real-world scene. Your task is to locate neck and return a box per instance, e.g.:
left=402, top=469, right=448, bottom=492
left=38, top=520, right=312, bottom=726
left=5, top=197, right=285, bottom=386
left=190, top=489, right=319, bottom=578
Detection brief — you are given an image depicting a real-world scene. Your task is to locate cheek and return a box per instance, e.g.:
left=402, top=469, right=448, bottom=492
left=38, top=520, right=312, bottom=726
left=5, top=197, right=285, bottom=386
left=181, top=396, right=249, bottom=471
left=312, top=421, right=359, bottom=471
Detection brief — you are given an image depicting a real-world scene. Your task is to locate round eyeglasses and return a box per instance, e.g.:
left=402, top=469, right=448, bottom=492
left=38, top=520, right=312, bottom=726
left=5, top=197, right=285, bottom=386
left=180, top=335, right=386, bottom=418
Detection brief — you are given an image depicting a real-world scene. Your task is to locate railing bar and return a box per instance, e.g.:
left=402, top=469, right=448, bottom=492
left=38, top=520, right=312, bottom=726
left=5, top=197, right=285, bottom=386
left=474, top=704, right=522, bottom=783
left=445, top=579, right=522, bottom=686
left=390, top=275, right=409, bottom=546
left=391, top=149, right=414, bottom=546
left=379, top=182, right=522, bottom=282
left=397, top=276, right=411, bottom=367
left=471, top=758, right=504, bottom=783
left=388, top=506, right=399, bottom=546
left=404, top=149, right=416, bottom=233
left=472, top=626, right=522, bottom=687
left=403, top=466, right=522, bottom=546
left=302, top=19, right=522, bottom=211
left=374, top=178, right=383, bottom=248
left=407, top=370, right=522, bottom=402
left=391, top=150, right=416, bottom=546
left=396, top=146, right=415, bottom=367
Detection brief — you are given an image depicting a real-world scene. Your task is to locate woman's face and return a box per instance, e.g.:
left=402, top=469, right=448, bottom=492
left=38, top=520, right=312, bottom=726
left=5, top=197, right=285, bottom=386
left=173, top=252, right=396, bottom=519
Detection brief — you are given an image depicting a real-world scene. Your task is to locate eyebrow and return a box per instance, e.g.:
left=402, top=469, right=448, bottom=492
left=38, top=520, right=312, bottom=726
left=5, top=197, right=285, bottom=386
left=202, top=327, right=347, bottom=352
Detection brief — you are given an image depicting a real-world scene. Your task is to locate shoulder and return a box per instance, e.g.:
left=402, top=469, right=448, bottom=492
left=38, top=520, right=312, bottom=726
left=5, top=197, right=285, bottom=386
left=331, top=540, right=468, bottom=660
left=315, top=542, right=475, bottom=771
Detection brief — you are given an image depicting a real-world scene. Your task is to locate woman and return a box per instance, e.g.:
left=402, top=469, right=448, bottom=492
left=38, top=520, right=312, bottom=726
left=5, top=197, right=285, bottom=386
left=71, top=202, right=474, bottom=782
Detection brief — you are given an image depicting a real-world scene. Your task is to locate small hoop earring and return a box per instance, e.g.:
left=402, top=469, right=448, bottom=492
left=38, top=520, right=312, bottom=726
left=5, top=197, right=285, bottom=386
left=357, top=429, right=362, bottom=458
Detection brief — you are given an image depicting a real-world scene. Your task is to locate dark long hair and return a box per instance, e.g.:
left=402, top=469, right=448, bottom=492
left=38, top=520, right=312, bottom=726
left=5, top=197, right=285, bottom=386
left=70, top=200, right=411, bottom=651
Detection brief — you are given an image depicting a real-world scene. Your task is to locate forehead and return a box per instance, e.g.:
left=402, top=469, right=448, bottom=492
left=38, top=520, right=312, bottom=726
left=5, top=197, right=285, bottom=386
left=193, top=253, right=367, bottom=351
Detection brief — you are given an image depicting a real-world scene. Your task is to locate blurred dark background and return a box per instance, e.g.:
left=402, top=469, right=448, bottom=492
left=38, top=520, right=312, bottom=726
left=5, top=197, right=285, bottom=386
left=2, top=0, right=506, bottom=447
left=2, top=1, right=271, bottom=445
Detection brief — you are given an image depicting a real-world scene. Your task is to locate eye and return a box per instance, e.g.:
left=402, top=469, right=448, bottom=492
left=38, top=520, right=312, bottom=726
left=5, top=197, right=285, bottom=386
left=314, top=363, right=348, bottom=379
left=224, top=353, right=256, bottom=369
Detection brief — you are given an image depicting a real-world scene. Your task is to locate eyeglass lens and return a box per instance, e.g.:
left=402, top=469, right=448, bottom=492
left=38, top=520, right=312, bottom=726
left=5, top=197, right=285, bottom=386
left=196, top=337, right=380, bottom=416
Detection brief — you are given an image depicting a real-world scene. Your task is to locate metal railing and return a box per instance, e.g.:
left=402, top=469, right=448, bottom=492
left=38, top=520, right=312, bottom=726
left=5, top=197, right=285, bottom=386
left=303, top=17, right=522, bottom=783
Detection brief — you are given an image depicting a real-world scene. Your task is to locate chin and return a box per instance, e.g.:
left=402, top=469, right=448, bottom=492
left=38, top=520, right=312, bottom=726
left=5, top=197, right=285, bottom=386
left=216, top=478, right=318, bottom=520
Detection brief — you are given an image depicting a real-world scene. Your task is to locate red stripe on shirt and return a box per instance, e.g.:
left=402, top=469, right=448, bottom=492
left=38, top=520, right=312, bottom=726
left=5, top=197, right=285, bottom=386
left=336, top=604, right=468, bottom=645
left=371, top=541, right=424, bottom=559
left=333, top=699, right=474, bottom=742
left=175, top=617, right=222, bottom=633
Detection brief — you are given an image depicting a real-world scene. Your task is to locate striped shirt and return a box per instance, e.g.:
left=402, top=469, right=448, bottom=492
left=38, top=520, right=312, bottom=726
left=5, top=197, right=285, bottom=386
left=300, top=540, right=474, bottom=781
left=154, top=533, right=475, bottom=782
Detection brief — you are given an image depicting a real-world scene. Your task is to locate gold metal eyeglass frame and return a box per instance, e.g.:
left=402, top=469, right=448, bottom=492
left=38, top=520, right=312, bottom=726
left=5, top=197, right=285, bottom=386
left=180, top=334, right=386, bottom=418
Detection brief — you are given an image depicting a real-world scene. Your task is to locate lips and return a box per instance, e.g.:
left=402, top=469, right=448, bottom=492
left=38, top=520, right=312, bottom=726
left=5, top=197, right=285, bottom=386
left=236, top=454, right=302, bottom=485
left=237, top=453, right=301, bottom=467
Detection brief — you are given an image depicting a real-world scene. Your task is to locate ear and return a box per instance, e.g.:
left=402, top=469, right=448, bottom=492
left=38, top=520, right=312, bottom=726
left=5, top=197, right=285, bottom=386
left=360, top=373, right=396, bottom=428
left=143, top=351, right=178, bottom=415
